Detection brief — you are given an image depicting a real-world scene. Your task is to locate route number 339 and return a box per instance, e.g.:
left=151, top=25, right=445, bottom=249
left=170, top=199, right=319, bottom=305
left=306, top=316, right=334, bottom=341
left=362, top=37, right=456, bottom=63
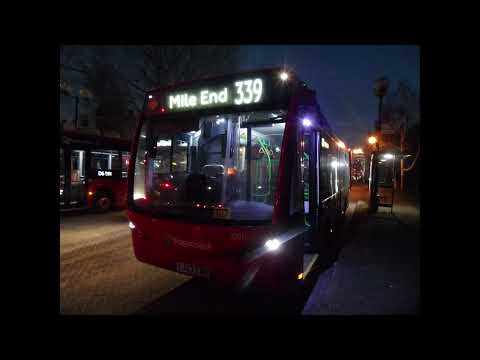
left=234, top=78, right=263, bottom=105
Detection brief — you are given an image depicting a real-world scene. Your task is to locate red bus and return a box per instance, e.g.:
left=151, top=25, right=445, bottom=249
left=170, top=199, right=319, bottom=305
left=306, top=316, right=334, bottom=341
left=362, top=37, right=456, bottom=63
left=127, top=68, right=350, bottom=295
left=60, top=129, right=131, bottom=212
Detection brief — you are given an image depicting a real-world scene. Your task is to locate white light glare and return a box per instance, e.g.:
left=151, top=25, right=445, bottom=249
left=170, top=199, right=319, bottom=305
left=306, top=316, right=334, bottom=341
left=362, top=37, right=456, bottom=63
left=133, top=192, right=146, bottom=200
left=265, top=238, right=281, bottom=251
left=128, top=221, right=136, bottom=229
left=280, top=72, right=289, bottom=81
left=148, top=95, right=153, bottom=99
left=383, top=153, right=394, bottom=160
left=302, top=118, right=312, bottom=127
left=216, top=118, right=225, bottom=125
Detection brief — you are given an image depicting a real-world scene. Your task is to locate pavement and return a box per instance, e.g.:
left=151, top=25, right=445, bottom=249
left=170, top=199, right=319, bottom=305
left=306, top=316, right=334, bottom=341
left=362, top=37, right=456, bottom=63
left=302, top=184, right=420, bottom=315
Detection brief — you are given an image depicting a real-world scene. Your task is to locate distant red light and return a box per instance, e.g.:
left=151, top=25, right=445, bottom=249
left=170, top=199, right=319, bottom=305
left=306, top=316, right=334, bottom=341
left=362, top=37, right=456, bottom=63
left=147, top=98, right=158, bottom=111
left=160, top=107, right=166, bottom=113
left=160, top=182, right=173, bottom=190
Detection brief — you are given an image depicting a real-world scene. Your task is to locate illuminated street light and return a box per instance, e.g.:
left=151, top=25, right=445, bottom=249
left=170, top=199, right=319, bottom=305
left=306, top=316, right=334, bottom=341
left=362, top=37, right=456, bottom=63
left=368, top=136, right=377, bottom=145
left=280, top=72, right=289, bottom=81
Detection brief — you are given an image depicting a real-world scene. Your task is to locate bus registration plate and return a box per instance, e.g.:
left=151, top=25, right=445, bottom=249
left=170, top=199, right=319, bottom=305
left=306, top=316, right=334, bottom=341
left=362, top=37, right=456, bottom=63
left=176, top=262, right=210, bottom=279
left=212, top=207, right=231, bottom=219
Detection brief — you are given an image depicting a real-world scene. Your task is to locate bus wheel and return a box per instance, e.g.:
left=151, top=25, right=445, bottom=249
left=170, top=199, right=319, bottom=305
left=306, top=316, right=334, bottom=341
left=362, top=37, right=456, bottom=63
left=95, top=193, right=112, bottom=212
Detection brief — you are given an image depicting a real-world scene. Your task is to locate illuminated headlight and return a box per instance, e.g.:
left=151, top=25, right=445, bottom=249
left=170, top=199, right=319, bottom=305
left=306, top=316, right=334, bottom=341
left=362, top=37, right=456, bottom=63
left=128, top=221, right=136, bottom=230
left=383, top=153, right=394, bottom=160
left=265, top=238, right=281, bottom=251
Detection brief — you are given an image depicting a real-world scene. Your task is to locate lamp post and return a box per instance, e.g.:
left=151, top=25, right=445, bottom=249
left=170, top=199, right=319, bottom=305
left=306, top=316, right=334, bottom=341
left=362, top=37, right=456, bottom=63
left=369, top=78, right=388, bottom=212
left=373, top=77, right=389, bottom=151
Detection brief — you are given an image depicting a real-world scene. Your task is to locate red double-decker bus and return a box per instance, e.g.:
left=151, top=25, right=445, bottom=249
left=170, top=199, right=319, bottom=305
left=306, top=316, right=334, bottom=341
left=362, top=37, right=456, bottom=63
left=127, top=68, right=350, bottom=295
left=60, top=129, right=131, bottom=212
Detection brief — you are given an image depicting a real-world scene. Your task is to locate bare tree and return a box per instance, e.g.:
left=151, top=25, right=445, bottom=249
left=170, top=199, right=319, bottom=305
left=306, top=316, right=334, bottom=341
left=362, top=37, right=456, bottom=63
left=138, top=45, right=240, bottom=90
left=60, top=45, right=240, bottom=138
left=383, top=80, right=420, bottom=191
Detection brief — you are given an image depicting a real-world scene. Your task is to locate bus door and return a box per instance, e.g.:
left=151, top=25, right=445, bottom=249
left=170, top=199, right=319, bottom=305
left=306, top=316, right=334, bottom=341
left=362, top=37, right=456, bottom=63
left=60, top=148, right=65, bottom=205
left=69, top=149, right=87, bottom=206
left=301, top=128, right=319, bottom=249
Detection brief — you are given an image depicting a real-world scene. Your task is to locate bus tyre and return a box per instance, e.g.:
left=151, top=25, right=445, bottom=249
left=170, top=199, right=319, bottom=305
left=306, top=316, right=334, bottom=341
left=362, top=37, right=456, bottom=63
left=95, top=193, right=112, bottom=212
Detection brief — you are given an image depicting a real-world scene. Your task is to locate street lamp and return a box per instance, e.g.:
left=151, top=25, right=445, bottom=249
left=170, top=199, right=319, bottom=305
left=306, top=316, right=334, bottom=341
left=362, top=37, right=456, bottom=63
left=368, top=136, right=377, bottom=145
left=373, top=77, right=389, bottom=151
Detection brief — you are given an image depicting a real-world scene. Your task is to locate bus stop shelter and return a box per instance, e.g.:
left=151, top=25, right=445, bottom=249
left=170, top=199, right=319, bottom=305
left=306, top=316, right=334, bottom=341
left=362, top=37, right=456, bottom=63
left=368, top=149, right=410, bottom=213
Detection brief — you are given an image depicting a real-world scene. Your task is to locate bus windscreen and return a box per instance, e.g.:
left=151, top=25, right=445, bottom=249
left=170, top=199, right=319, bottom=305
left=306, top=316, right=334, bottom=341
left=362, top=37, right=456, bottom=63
left=132, top=110, right=286, bottom=223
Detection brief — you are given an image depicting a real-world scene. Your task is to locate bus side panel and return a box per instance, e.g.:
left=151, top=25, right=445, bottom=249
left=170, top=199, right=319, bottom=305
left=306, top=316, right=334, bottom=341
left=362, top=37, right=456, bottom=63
left=87, top=178, right=128, bottom=208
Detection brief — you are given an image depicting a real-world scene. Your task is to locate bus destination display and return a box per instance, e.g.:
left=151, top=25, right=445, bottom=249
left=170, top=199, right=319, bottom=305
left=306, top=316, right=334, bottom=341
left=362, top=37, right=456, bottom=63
left=150, top=70, right=291, bottom=113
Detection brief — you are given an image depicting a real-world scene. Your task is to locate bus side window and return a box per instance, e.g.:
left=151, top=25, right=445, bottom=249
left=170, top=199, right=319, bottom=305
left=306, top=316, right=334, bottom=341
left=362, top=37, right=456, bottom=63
left=91, top=150, right=121, bottom=171
left=319, top=136, right=331, bottom=201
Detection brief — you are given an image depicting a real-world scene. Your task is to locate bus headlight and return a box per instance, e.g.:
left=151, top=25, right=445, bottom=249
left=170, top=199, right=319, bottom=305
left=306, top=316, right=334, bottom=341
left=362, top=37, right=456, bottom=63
left=129, top=221, right=136, bottom=230
left=265, top=238, right=281, bottom=251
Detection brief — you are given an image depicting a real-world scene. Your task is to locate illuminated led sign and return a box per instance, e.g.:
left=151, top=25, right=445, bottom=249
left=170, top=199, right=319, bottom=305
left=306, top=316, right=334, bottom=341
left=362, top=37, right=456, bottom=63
left=98, top=170, right=113, bottom=177
left=149, top=70, right=292, bottom=113
left=166, top=78, right=263, bottom=111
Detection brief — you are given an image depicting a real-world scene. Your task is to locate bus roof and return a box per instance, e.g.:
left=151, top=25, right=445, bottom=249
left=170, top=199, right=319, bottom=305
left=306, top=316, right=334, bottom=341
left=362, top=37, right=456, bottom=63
left=62, top=129, right=131, bottom=148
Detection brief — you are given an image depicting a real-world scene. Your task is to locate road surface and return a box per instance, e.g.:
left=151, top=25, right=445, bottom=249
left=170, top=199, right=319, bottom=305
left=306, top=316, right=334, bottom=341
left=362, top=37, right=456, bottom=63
left=60, top=210, right=190, bottom=315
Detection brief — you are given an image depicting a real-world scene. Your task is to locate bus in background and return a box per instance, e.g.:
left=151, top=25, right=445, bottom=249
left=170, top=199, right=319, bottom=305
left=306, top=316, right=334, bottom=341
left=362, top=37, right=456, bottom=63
left=127, top=68, right=350, bottom=297
left=60, top=129, right=131, bottom=212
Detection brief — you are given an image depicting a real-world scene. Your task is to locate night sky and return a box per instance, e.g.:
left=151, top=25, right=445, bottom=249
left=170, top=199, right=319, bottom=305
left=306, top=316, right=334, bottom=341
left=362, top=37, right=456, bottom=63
left=239, top=45, right=420, bottom=148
